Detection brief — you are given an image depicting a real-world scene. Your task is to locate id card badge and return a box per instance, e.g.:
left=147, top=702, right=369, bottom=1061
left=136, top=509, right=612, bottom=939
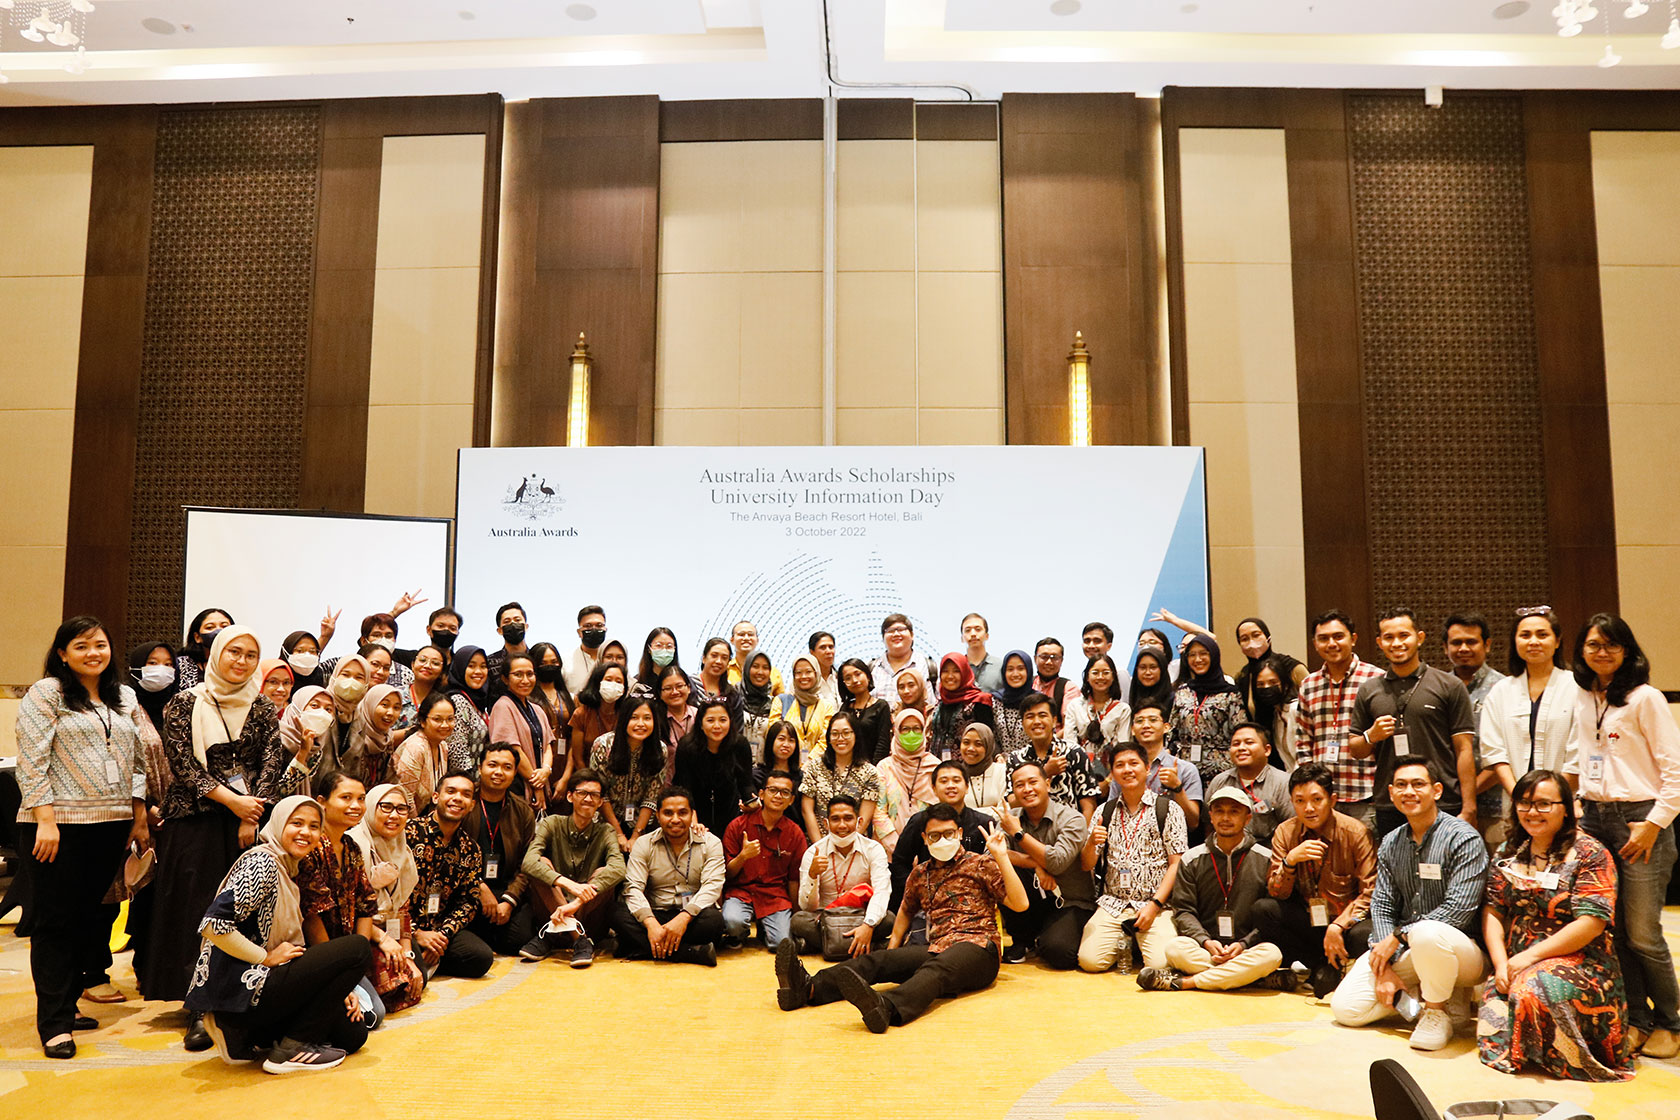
left=1216, top=910, right=1236, bottom=939
left=105, top=758, right=122, bottom=785
left=425, top=891, right=441, bottom=916
left=1309, top=897, right=1330, bottom=927
left=484, top=855, right=500, bottom=880
left=1391, top=731, right=1411, bottom=757
left=1418, top=862, right=1442, bottom=881
left=1189, top=743, right=1203, bottom=764
left=226, top=773, right=250, bottom=796
left=676, top=890, right=695, bottom=910
left=1537, top=871, right=1561, bottom=890
left=1585, top=755, right=1605, bottom=782
left=1115, top=867, right=1134, bottom=891
left=385, top=916, right=402, bottom=940
left=1325, top=739, right=1342, bottom=763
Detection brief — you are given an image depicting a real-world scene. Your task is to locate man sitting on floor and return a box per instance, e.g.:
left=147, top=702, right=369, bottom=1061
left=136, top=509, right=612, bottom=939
left=1329, top=758, right=1489, bottom=1050
left=890, top=760, right=993, bottom=940
left=773, top=804, right=1027, bottom=1031
left=407, top=770, right=494, bottom=979
left=1138, top=788, right=1293, bottom=992
left=612, top=786, right=728, bottom=966
left=721, top=771, right=809, bottom=950
left=460, top=744, right=538, bottom=956
left=792, top=794, right=893, bottom=957
left=1204, top=723, right=1293, bottom=847
left=1077, top=744, right=1187, bottom=973
left=517, top=768, right=626, bottom=967
left=996, top=760, right=1093, bottom=969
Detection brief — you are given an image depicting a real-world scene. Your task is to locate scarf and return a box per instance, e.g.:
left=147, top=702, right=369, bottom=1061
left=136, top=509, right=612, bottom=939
left=187, top=625, right=263, bottom=769
left=992, top=650, right=1034, bottom=710
left=936, top=652, right=993, bottom=710
left=127, top=641, right=178, bottom=730
left=343, top=683, right=400, bottom=785
left=447, top=645, right=491, bottom=712
left=327, top=654, right=374, bottom=721
left=790, top=654, right=822, bottom=708
left=281, top=630, right=325, bottom=688
left=348, top=783, right=420, bottom=915
left=893, top=666, right=929, bottom=716
left=248, top=794, right=317, bottom=949
left=1129, top=647, right=1176, bottom=712
left=741, top=651, right=775, bottom=717
left=1179, top=635, right=1239, bottom=700
left=884, top=708, right=936, bottom=824
left=258, top=658, right=291, bottom=696
left=957, top=722, right=999, bottom=780
left=278, top=685, right=328, bottom=756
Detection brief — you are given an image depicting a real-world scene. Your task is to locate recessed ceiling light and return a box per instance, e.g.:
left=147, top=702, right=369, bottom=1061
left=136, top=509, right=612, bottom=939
left=1492, top=1, right=1530, bottom=18
left=1181, top=3, right=1199, bottom=12
left=458, top=9, right=476, bottom=19
left=1049, top=0, right=1081, bottom=15
left=141, top=16, right=176, bottom=34
left=566, top=3, right=598, bottom=19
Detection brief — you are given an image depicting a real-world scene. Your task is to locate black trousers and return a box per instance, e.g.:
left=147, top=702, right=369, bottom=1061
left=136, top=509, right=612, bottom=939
left=241, top=935, right=372, bottom=1052
left=811, top=940, right=999, bottom=1024
left=609, top=900, right=724, bottom=957
left=19, top=821, right=128, bottom=1041
left=1002, top=892, right=1090, bottom=970
left=1249, top=895, right=1371, bottom=969
left=432, top=927, right=494, bottom=978
left=464, top=898, right=541, bottom=957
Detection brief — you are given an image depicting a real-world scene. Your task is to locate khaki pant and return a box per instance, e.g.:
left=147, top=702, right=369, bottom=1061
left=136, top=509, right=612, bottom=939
left=1077, top=906, right=1176, bottom=973
left=1330, top=920, right=1487, bottom=1026
left=1164, top=936, right=1283, bottom=990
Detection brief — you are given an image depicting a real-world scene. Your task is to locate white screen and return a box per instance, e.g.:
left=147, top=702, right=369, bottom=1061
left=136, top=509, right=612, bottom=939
left=183, top=509, right=451, bottom=657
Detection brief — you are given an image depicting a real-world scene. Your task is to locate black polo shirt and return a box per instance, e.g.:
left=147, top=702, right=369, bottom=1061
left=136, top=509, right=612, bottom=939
left=1350, top=665, right=1475, bottom=812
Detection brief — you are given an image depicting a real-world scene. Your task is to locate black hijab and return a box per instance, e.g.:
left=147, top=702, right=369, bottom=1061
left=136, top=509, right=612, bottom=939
left=448, top=645, right=491, bottom=712
left=1176, top=635, right=1239, bottom=700
left=1128, top=647, right=1175, bottom=713
left=992, top=650, right=1034, bottom=710
left=741, top=650, right=774, bottom=717
left=281, top=630, right=326, bottom=690
left=127, top=641, right=178, bottom=729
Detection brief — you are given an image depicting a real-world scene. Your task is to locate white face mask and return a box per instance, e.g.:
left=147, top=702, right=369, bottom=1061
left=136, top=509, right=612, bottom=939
left=599, top=680, right=625, bottom=702
left=333, top=677, right=368, bottom=704
left=299, top=708, right=335, bottom=737
left=287, top=651, right=320, bottom=675
left=926, top=836, right=962, bottom=862
left=370, top=637, right=396, bottom=652
left=829, top=831, right=857, bottom=851
left=137, top=664, right=176, bottom=692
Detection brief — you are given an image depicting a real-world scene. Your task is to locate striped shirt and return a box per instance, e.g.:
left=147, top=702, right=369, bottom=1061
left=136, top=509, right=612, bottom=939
left=1294, top=655, right=1384, bottom=802
left=15, top=678, right=147, bottom=824
left=1369, top=810, right=1487, bottom=943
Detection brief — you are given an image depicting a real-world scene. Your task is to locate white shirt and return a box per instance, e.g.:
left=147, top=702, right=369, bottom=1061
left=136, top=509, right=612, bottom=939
left=562, top=643, right=601, bottom=696
left=797, top=833, right=891, bottom=927
left=1566, top=682, right=1680, bottom=827
left=1478, top=666, right=1579, bottom=781
left=963, top=759, right=1011, bottom=818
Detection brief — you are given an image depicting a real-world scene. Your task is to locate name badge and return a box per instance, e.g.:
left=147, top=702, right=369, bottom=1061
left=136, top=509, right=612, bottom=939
left=1115, top=867, right=1134, bottom=890
left=1309, top=897, right=1330, bottom=927
left=1418, top=862, right=1442, bottom=881
left=1391, top=732, right=1411, bottom=757
left=226, top=773, right=249, bottom=796
left=676, top=890, right=695, bottom=909
left=1325, top=739, right=1342, bottom=763
left=105, top=758, right=122, bottom=785
left=1537, top=871, right=1560, bottom=890
left=1216, top=910, right=1235, bottom=939
left=484, top=856, right=500, bottom=880
left=1189, top=743, right=1203, bottom=763
left=1585, top=755, right=1605, bottom=782
left=385, top=916, right=402, bottom=940
left=425, top=891, right=441, bottom=915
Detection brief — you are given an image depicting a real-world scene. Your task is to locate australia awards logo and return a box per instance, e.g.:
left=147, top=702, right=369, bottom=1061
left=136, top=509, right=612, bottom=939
left=502, top=473, right=564, bottom=522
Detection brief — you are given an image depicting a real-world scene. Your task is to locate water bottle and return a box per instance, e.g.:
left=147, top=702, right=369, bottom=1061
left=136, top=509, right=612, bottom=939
left=1113, top=926, right=1134, bottom=975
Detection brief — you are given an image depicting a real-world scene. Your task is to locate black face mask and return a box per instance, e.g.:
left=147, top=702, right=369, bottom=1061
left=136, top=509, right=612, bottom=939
left=430, top=629, right=457, bottom=651
left=1254, top=686, right=1283, bottom=704
left=535, top=665, right=562, bottom=684
left=501, top=623, right=526, bottom=645
left=580, top=627, right=606, bottom=650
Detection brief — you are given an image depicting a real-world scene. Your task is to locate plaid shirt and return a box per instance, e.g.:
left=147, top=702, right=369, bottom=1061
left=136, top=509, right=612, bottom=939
left=1293, top=655, right=1384, bottom=802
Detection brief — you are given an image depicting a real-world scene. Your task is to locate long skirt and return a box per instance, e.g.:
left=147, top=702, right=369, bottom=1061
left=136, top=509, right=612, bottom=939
left=137, top=811, right=244, bottom=1002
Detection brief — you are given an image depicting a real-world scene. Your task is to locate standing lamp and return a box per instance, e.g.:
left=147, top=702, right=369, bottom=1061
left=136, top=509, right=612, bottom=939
left=1067, top=330, right=1092, bottom=447
left=567, top=332, right=592, bottom=447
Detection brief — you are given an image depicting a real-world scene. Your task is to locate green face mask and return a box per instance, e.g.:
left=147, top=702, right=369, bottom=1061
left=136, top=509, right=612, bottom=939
left=898, top=729, right=925, bottom=752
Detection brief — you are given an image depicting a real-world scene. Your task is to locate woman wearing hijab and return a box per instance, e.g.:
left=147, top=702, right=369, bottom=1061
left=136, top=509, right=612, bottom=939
left=928, top=652, right=996, bottom=762
left=258, top=659, right=294, bottom=712
left=176, top=607, right=234, bottom=690
left=990, top=650, right=1035, bottom=757
left=142, top=625, right=281, bottom=1051
left=1170, top=634, right=1246, bottom=783
left=957, top=723, right=1009, bottom=818
left=443, top=645, right=492, bottom=772
left=186, top=795, right=373, bottom=1074
left=739, top=649, right=777, bottom=753
left=129, top=641, right=179, bottom=736
left=339, top=684, right=403, bottom=790
left=487, top=652, right=556, bottom=810
left=1231, top=616, right=1307, bottom=721
left=893, top=667, right=931, bottom=719
left=323, top=655, right=373, bottom=769
left=776, top=653, right=838, bottom=756
left=1128, top=647, right=1176, bottom=719
left=347, top=783, right=424, bottom=1015
left=872, top=708, right=938, bottom=857
left=280, top=631, right=325, bottom=691
left=271, top=685, right=337, bottom=798
left=837, top=657, right=893, bottom=764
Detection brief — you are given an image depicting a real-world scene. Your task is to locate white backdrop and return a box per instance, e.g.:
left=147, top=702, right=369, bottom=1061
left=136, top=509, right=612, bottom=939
left=453, top=446, right=1208, bottom=676
left=183, top=508, right=451, bottom=656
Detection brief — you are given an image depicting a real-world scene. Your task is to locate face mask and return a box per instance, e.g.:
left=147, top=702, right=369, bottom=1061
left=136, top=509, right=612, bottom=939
left=599, top=681, right=625, bottom=703
left=429, top=630, right=457, bottom=652
left=1254, top=686, right=1283, bottom=704
left=368, top=637, right=396, bottom=652
left=287, top=651, right=319, bottom=676
left=137, top=664, right=175, bottom=692
left=830, top=832, right=856, bottom=851
left=650, top=648, right=675, bottom=668
left=926, top=836, right=962, bottom=862
left=299, top=708, right=335, bottom=738
left=535, top=665, right=561, bottom=684
left=580, top=627, right=606, bottom=650
left=898, top=729, right=925, bottom=752
left=333, top=677, right=368, bottom=704
left=501, top=623, right=526, bottom=645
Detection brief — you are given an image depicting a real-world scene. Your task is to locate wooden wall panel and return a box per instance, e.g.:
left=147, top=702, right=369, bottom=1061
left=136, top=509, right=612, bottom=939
left=493, top=96, right=660, bottom=448
left=1001, top=93, right=1158, bottom=445
left=659, top=99, right=822, bottom=143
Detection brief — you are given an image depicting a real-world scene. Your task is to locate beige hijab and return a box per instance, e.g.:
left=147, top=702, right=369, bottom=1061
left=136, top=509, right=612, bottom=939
left=348, top=782, right=419, bottom=914
left=187, top=625, right=263, bottom=769
left=257, top=794, right=318, bottom=948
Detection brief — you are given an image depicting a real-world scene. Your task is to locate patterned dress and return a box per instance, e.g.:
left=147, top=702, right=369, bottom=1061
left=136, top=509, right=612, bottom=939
left=1477, top=833, right=1633, bottom=1081
left=1169, top=686, right=1246, bottom=783
left=301, top=832, right=422, bottom=1013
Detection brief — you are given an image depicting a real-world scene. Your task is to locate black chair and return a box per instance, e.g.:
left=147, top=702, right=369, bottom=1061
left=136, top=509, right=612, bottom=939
left=1371, top=1058, right=1439, bottom=1120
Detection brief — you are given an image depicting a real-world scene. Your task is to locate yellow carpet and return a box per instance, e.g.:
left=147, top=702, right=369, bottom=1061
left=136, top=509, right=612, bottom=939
left=2, top=913, right=1679, bottom=1120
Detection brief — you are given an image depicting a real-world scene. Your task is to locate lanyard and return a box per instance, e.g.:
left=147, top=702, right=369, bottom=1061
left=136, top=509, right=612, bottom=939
left=661, top=836, right=696, bottom=886
left=1210, top=847, right=1248, bottom=904
left=209, top=696, right=235, bottom=743
left=1593, top=692, right=1610, bottom=742
left=1115, top=798, right=1152, bottom=849
left=1387, top=671, right=1425, bottom=721
left=479, top=798, right=502, bottom=853
left=90, top=702, right=112, bottom=743
left=829, top=843, right=860, bottom=892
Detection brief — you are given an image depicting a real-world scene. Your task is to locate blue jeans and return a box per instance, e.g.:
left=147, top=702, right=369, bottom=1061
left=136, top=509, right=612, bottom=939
left=1582, top=799, right=1680, bottom=1031
left=721, top=897, right=792, bottom=950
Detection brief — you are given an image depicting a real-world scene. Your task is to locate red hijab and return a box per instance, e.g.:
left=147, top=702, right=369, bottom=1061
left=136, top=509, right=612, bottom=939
left=937, top=653, right=994, bottom=710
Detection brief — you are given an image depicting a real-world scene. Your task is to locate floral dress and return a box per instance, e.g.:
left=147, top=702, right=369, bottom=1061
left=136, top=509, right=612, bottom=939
left=1169, top=686, right=1246, bottom=783
left=1477, top=833, right=1633, bottom=1081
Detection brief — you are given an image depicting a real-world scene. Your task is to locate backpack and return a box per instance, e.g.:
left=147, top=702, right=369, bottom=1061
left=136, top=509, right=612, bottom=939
left=1100, top=792, right=1171, bottom=837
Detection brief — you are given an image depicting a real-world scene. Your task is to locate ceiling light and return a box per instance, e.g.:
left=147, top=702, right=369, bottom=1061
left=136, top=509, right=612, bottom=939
left=565, top=3, right=597, bottom=19
left=1049, top=0, right=1082, bottom=14
left=1625, top=0, right=1649, bottom=14
left=141, top=16, right=174, bottom=33
left=1492, top=1, right=1529, bottom=17
left=458, top=9, right=475, bottom=19
left=1598, top=41, right=1622, bottom=63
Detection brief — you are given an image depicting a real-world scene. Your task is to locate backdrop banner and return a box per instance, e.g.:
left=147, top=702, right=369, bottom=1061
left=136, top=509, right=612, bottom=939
left=454, top=446, right=1208, bottom=675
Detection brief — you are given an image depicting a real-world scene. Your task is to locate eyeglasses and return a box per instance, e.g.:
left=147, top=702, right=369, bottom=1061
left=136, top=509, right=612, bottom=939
left=509, top=670, right=536, bottom=680
left=1516, top=799, right=1564, bottom=812
left=925, top=830, right=962, bottom=842
left=1514, top=605, right=1552, bottom=618
left=224, top=649, right=260, bottom=663
left=375, top=802, right=412, bottom=817
left=1583, top=640, right=1623, bottom=654
left=762, top=786, right=794, bottom=798
left=1390, top=779, right=1434, bottom=792
left=570, top=790, right=603, bottom=801
left=884, top=627, right=911, bottom=636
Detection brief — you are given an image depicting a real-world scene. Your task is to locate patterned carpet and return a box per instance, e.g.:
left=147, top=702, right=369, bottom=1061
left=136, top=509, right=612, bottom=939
left=1, top=911, right=1678, bottom=1120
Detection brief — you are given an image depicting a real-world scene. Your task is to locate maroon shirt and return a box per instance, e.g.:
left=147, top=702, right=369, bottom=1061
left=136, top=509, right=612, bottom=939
left=721, top=809, right=809, bottom=914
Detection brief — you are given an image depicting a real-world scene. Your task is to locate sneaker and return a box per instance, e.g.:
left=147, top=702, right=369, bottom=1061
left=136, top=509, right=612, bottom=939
left=569, top=936, right=595, bottom=969
left=518, top=928, right=566, bottom=962
left=201, top=1012, right=257, bottom=1065
left=1002, top=943, right=1028, bottom=964
left=1256, top=968, right=1300, bottom=991
left=831, top=964, right=892, bottom=1033
left=1642, top=1027, right=1680, bottom=1059
left=262, top=1039, right=348, bottom=1075
left=1136, top=966, right=1183, bottom=992
left=1409, top=1007, right=1454, bottom=1051
left=1309, top=963, right=1343, bottom=1000
left=775, top=939, right=813, bottom=1011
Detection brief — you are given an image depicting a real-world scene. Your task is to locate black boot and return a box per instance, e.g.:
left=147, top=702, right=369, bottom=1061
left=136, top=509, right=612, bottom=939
left=183, top=1011, right=212, bottom=1052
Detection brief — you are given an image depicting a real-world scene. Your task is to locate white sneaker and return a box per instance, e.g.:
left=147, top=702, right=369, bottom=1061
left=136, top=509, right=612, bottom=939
left=1409, top=1007, right=1454, bottom=1051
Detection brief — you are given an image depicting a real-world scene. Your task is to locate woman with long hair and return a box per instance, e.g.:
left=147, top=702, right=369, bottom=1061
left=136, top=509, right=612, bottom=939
left=654, top=662, right=697, bottom=784
left=673, top=698, right=754, bottom=832
left=798, top=711, right=881, bottom=844
left=527, top=641, right=574, bottom=791
left=1566, top=613, right=1680, bottom=1058
left=1231, top=616, right=1306, bottom=720
left=175, top=607, right=234, bottom=690
left=394, top=691, right=456, bottom=814
left=1249, top=654, right=1300, bottom=771
left=1479, top=768, right=1632, bottom=1080
left=838, top=656, right=892, bottom=763
left=587, top=697, right=668, bottom=852
left=487, top=652, right=556, bottom=811
left=1062, top=653, right=1131, bottom=765
left=1478, top=607, right=1580, bottom=852
left=630, top=627, right=683, bottom=700
left=752, top=718, right=804, bottom=793
left=297, top=772, right=389, bottom=1025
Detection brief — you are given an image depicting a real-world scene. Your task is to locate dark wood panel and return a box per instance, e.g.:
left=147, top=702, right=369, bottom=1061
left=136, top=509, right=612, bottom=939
left=916, top=102, right=999, bottom=141
left=659, top=98, right=822, bottom=142
left=320, top=94, right=502, bottom=138
left=473, top=98, right=505, bottom=448
left=838, top=99, right=912, bottom=140
left=534, top=132, right=660, bottom=271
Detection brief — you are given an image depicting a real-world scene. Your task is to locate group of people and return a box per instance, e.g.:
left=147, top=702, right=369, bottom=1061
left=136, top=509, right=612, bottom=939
left=10, top=596, right=1678, bottom=1083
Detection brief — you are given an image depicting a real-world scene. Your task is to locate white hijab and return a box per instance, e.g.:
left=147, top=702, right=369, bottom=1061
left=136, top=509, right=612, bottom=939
left=348, top=782, right=419, bottom=913
left=187, top=625, right=263, bottom=770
